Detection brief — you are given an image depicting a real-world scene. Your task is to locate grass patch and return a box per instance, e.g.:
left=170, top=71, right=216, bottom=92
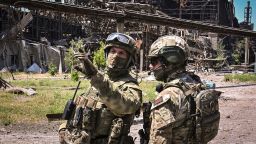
left=0, top=76, right=159, bottom=125
left=139, top=81, right=159, bottom=102
left=0, top=79, right=89, bottom=125
left=224, top=73, right=256, bottom=82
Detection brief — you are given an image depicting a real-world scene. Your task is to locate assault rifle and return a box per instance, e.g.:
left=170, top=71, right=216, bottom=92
left=46, top=81, right=81, bottom=121
left=62, top=81, right=81, bottom=120
left=138, top=102, right=152, bottom=144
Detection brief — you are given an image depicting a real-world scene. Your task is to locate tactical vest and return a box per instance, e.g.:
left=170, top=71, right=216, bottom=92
left=68, top=76, right=139, bottom=144
left=152, top=78, right=221, bottom=143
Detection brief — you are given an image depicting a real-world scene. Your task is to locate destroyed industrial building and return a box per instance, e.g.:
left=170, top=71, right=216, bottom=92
left=0, top=0, right=255, bottom=73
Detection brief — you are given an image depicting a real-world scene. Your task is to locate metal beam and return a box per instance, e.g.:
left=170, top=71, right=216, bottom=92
left=0, top=0, right=125, bottom=19
left=1, top=0, right=256, bottom=37
left=124, top=10, right=256, bottom=37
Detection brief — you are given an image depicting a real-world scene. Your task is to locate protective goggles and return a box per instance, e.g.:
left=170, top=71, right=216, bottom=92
left=106, top=33, right=135, bottom=47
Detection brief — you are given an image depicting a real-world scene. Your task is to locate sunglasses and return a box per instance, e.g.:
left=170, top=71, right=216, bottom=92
left=150, top=57, right=160, bottom=66
left=106, top=33, right=135, bottom=47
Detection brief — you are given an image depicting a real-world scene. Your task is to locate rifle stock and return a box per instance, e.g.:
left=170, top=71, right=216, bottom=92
left=46, top=113, right=63, bottom=121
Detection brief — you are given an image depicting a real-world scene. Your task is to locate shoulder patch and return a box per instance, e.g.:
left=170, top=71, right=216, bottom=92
left=151, top=94, right=171, bottom=110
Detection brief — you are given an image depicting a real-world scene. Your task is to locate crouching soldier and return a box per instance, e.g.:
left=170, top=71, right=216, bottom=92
left=59, top=33, right=142, bottom=144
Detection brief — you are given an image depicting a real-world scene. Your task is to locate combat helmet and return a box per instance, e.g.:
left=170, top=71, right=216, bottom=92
left=148, top=35, right=188, bottom=67
left=104, top=33, right=137, bottom=67
left=104, top=33, right=136, bottom=56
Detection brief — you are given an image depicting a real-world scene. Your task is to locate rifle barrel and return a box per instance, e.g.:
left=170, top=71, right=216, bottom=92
left=72, top=81, right=81, bottom=100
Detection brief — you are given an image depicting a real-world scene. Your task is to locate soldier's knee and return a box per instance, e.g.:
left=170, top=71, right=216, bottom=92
left=58, top=122, right=67, bottom=132
left=59, top=129, right=70, bottom=144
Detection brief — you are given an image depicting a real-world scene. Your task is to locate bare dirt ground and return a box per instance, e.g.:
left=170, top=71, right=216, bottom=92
left=1, top=73, right=256, bottom=144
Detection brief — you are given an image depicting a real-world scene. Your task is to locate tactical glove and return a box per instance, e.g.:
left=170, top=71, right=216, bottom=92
left=74, top=49, right=98, bottom=78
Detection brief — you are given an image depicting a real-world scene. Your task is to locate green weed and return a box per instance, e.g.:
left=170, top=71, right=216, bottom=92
left=139, top=81, right=159, bottom=101
left=224, top=73, right=256, bottom=82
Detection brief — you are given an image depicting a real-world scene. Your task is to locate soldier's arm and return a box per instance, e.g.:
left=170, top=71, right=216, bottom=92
left=150, top=87, right=187, bottom=143
left=90, top=73, right=142, bottom=116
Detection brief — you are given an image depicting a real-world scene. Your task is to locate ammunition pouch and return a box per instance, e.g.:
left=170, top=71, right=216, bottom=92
left=82, top=107, right=94, bottom=131
left=64, top=94, right=100, bottom=129
left=108, top=118, right=124, bottom=144
left=59, top=128, right=90, bottom=144
left=73, top=130, right=90, bottom=144
left=63, top=93, right=135, bottom=143
left=72, top=107, right=83, bottom=127
left=108, top=117, right=135, bottom=144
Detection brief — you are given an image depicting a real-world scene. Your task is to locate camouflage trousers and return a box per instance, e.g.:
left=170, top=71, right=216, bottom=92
left=59, top=128, right=134, bottom=144
left=59, top=128, right=91, bottom=144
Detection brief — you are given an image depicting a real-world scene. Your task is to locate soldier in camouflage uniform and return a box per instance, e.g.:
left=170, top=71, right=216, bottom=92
left=59, top=33, right=142, bottom=144
left=148, top=35, right=202, bottom=144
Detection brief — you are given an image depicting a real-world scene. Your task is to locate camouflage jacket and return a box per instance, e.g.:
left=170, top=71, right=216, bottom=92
left=90, top=72, right=142, bottom=117
left=149, top=72, right=201, bottom=144
left=60, top=72, right=142, bottom=144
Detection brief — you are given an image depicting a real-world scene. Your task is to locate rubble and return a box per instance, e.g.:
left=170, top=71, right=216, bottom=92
left=0, top=77, right=12, bottom=89
left=5, top=87, right=37, bottom=96
left=0, top=77, right=37, bottom=96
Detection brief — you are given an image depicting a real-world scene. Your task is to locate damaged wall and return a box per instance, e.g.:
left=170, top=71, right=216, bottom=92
left=0, top=40, right=63, bottom=72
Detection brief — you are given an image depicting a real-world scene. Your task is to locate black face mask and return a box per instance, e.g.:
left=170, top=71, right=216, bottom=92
left=149, top=57, right=167, bottom=81
left=154, top=65, right=187, bottom=82
left=153, top=64, right=179, bottom=82
left=153, top=66, right=166, bottom=81
left=106, top=55, right=129, bottom=78
left=107, top=55, right=128, bottom=69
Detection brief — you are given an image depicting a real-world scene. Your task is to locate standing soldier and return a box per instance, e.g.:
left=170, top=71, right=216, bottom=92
left=148, top=35, right=220, bottom=144
left=59, top=33, right=142, bottom=144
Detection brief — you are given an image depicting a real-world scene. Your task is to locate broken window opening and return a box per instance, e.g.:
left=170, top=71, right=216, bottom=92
left=30, top=55, right=35, bottom=66
left=10, top=55, right=18, bottom=66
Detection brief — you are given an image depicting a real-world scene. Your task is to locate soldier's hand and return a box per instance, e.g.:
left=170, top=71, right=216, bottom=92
left=73, top=49, right=98, bottom=78
left=73, top=64, right=83, bottom=73
left=74, top=52, right=87, bottom=61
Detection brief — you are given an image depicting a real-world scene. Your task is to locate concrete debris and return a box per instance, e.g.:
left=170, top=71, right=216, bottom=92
left=5, top=87, right=37, bottom=96
left=1, top=77, right=37, bottom=96
left=0, top=77, right=13, bottom=89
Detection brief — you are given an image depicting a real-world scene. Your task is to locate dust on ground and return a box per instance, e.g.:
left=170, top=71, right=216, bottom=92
left=1, top=73, right=256, bottom=144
